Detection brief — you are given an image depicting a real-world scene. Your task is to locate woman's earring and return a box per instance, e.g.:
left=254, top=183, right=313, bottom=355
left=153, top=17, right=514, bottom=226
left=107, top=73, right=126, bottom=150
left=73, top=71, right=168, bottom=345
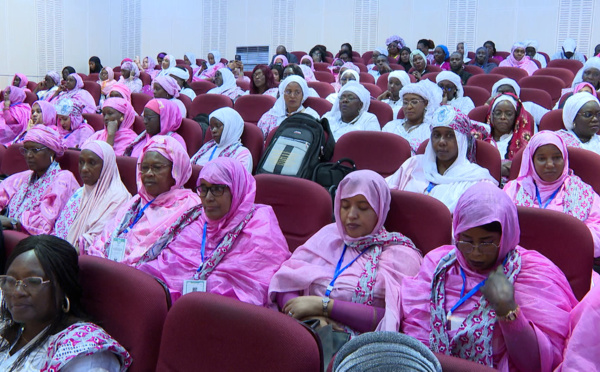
left=62, top=296, right=71, bottom=313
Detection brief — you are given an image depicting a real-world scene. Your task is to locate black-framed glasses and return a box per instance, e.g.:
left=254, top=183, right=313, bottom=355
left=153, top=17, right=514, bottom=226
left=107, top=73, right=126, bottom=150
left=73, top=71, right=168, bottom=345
left=0, top=275, right=50, bottom=293
left=138, top=163, right=172, bottom=174
left=19, top=147, right=48, bottom=156
left=199, top=184, right=228, bottom=197
left=456, top=241, right=499, bottom=255
left=577, top=111, right=600, bottom=120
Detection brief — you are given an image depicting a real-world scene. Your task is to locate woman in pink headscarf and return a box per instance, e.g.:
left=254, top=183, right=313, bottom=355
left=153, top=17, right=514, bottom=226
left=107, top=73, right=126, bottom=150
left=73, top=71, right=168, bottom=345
left=105, top=83, right=132, bottom=103
left=0, top=86, right=32, bottom=145
left=84, top=97, right=138, bottom=155
left=194, top=50, right=226, bottom=81
left=54, top=141, right=131, bottom=253
left=137, top=157, right=289, bottom=304
left=300, top=55, right=315, bottom=71
left=9, top=100, right=57, bottom=145
left=87, top=136, right=200, bottom=266
left=0, top=126, right=79, bottom=234
left=331, top=62, right=360, bottom=93
left=153, top=76, right=187, bottom=118
left=49, top=73, right=96, bottom=113
left=118, top=61, right=143, bottom=94
left=269, top=170, right=422, bottom=334
left=55, top=98, right=95, bottom=148
left=504, top=131, right=600, bottom=260
left=11, top=73, right=30, bottom=92
left=135, top=55, right=158, bottom=79
left=97, top=66, right=117, bottom=107
left=499, top=42, right=539, bottom=76
left=123, top=98, right=186, bottom=157
left=400, top=182, right=578, bottom=371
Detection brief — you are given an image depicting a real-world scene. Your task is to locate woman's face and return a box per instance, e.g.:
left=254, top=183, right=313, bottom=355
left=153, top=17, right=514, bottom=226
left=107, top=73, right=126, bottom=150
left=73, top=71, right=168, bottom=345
left=102, top=106, right=124, bottom=128
left=476, top=49, right=487, bottom=65
left=533, top=144, right=564, bottom=183
left=79, top=149, right=104, bottom=186
left=339, top=194, right=378, bottom=238
left=30, top=103, right=43, bottom=124
left=388, top=77, right=402, bottom=97
left=525, top=47, right=536, bottom=58
left=208, top=53, right=215, bottom=65
left=484, top=43, right=495, bottom=57
left=12, top=76, right=21, bottom=87
left=376, top=55, right=388, bottom=69
left=62, top=69, right=70, bottom=81
left=583, top=68, right=600, bottom=88
left=339, top=91, right=362, bottom=121
left=275, top=57, right=283, bottom=65
left=121, top=69, right=131, bottom=79
left=142, top=57, right=149, bottom=70
left=58, top=115, right=71, bottom=131
left=434, top=47, right=446, bottom=64
left=283, top=82, right=303, bottom=112
left=333, top=59, right=344, bottom=68
left=140, top=151, right=175, bottom=197
left=22, top=141, right=54, bottom=174
left=311, top=50, right=322, bottom=63
left=143, top=108, right=161, bottom=136
left=162, top=58, right=170, bottom=70
left=573, top=101, right=600, bottom=139
left=457, top=226, right=501, bottom=272
left=199, top=180, right=232, bottom=221
left=4, top=250, right=58, bottom=327
left=400, top=50, right=410, bottom=63
left=209, top=117, right=224, bottom=144
left=271, top=68, right=280, bottom=82
left=253, top=69, right=266, bottom=88
left=496, top=85, right=516, bottom=95
left=301, top=59, right=312, bottom=67
left=65, top=75, right=77, bottom=91
left=339, top=72, right=356, bottom=86
left=438, top=80, right=457, bottom=99
left=282, top=66, right=295, bottom=80
left=89, top=61, right=96, bottom=72
left=44, top=75, right=55, bottom=89
left=153, top=83, right=171, bottom=99
left=513, top=47, right=526, bottom=61
left=108, top=91, right=124, bottom=99
left=491, top=101, right=516, bottom=135
left=387, top=41, right=399, bottom=56
left=157, top=56, right=164, bottom=65
left=339, top=53, right=351, bottom=63
left=214, top=71, right=223, bottom=87
left=431, top=127, right=458, bottom=165
left=412, top=55, right=425, bottom=71
left=417, top=43, right=429, bottom=55
left=402, top=93, right=427, bottom=122
left=100, top=68, right=108, bottom=81
left=457, top=43, right=465, bottom=55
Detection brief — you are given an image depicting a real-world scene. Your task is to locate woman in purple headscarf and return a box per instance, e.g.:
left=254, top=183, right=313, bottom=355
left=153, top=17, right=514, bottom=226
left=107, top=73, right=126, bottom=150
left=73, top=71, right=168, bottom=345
left=118, top=61, right=143, bottom=94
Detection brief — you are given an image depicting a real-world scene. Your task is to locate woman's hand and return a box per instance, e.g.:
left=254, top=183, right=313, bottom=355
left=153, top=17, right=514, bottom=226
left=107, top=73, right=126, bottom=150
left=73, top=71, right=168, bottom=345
left=412, top=71, right=422, bottom=81
left=0, top=216, right=12, bottom=229
left=283, top=296, right=324, bottom=320
left=481, top=265, right=517, bottom=317
left=501, top=161, right=512, bottom=178
left=377, top=90, right=392, bottom=101
left=4, top=88, right=11, bottom=108
left=441, top=90, right=449, bottom=105
left=106, top=120, right=119, bottom=136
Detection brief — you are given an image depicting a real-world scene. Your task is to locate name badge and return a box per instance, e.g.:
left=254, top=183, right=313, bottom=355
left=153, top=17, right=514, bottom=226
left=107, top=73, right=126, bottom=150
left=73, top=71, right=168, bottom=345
left=183, top=279, right=207, bottom=295
left=108, top=238, right=127, bottom=262
left=447, top=315, right=466, bottom=331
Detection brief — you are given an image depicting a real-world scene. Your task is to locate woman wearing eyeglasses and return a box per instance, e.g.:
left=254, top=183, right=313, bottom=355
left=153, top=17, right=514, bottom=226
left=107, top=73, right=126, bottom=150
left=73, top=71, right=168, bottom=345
left=0, top=126, right=79, bottom=235
left=401, top=182, right=577, bottom=371
left=382, top=79, right=443, bottom=154
left=435, top=71, right=475, bottom=115
left=87, top=136, right=200, bottom=267
left=137, top=157, right=290, bottom=305
left=556, top=92, right=600, bottom=155
left=0, top=235, right=131, bottom=371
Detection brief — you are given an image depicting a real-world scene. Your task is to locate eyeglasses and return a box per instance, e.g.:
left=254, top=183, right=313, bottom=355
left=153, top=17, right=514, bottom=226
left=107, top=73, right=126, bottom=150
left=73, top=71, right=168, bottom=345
left=138, top=163, right=172, bottom=174
left=492, top=110, right=515, bottom=119
left=456, top=241, right=499, bottom=255
left=0, top=275, right=50, bottom=294
left=339, top=94, right=359, bottom=102
left=199, top=184, right=228, bottom=197
left=402, top=99, right=425, bottom=107
left=577, top=111, right=600, bottom=120
left=437, top=85, right=455, bottom=92
left=19, top=147, right=48, bottom=156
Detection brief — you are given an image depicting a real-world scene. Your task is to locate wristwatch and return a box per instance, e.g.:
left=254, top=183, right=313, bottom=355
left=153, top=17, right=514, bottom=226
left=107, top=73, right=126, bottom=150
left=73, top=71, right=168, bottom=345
left=322, top=297, right=330, bottom=317
left=499, top=306, right=520, bottom=322
left=10, top=218, right=18, bottom=230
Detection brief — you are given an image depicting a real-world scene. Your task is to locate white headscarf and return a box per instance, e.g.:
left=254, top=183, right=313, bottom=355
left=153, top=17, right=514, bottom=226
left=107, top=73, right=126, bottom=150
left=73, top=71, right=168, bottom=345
left=461, top=42, right=470, bottom=63
left=562, top=92, right=600, bottom=130
left=436, top=71, right=464, bottom=98
left=328, top=82, right=371, bottom=122
left=524, top=40, right=539, bottom=52
left=210, top=107, right=244, bottom=148
left=572, top=57, right=600, bottom=88
left=269, top=75, right=311, bottom=118
left=341, top=69, right=360, bottom=83
left=492, top=94, right=518, bottom=111
left=168, top=67, right=190, bottom=81
left=208, top=68, right=237, bottom=94
left=207, top=50, right=222, bottom=68
left=388, top=70, right=411, bottom=88
left=491, top=78, right=521, bottom=97
left=399, top=79, right=442, bottom=122
left=409, top=50, right=428, bottom=70
left=375, top=47, right=389, bottom=57
left=185, top=53, right=198, bottom=69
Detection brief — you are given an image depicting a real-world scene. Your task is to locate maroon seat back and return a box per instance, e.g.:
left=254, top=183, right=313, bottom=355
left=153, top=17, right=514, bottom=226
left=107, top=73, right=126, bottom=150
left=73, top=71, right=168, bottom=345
left=58, top=149, right=83, bottom=185
left=516, top=207, right=592, bottom=301
left=463, top=86, right=490, bottom=107
left=177, top=118, right=204, bottom=157
left=362, top=51, right=374, bottom=65
left=26, top=81, right=39, bottom=91
left=495, top=51, right=511, bottom=59
left=367, top=100, right=393, bottom=128
left=353, top=62, right=367, bottom=73
left=290, top=51, right=307, bottom=61
left=132, top=115, right=145, bottom=134
left=519, top=75, right=565, bottom=104
left=3, top=230, right=30, bottom=261
left=138, top=71, right=152, bottom=87
left=82, top=81, right=101, bottom=105
left=465, top=74, right=505, bottom=93
left=313, top=62, right=330, bottom=72
left=547, top=59, right=584, bottom=76
left=307, top=81, right=335, bottom=99
left=304, top=97, right=333, bottom=117
left=533, top=67, right=575, bottom=88
left=538, top=109, right=565, bottom=131
left=131, top=93, right=152, bottom=116
left=314, top=71, right=335, bottom=83
left=77, top=72, right=88, bottom=80
left=254, top=174, right=332, bottom=252
left=25, top=91, right=38, bottom=106
left=79, top=255, right=170, bottom=372
left=467, top=105, right=489, bottom=123
left=156, top=292, right=322, bottom=372
left=385, top=190, right=452, bottom=255
left=463, top=65, right=485, bottom=76
left=376, top=73, right=390, bottom=92
left=421, top=71, right=440, bottom=83
left=390, top=64, right=406, bottom=71
left=184, top=164, right=203, bottom=191
left=332, top=132, right=411, bottom=177
left=189, top=94, right=234, bottom=119
left=490, top=66, right=529, bottom=82
left=236, top=79, right=250, bottom=92
left=82, top=113, right=105, bottom=132
left=116, top=155, right=138, bottom=195
left=1, top=144, right=27, bottom=176
left=520, top=88, right=553, bottom=110
left=190, top=80, right=217, bottom=96
left=361, top=82, right=382, bottom=99
left=177, top=95, right=193, bottom=119
left=358, top=72, right=375, bottom=84
left=234, top=94, right=277, bottom=124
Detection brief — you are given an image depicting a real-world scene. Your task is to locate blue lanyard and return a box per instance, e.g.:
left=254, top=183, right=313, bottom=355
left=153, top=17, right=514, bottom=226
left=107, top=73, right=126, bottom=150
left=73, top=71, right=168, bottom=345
left=447, top=268, right=486, bottom=319
left=123, top=198, right=155, bottom=234
left=195, top=222, right=225, bottom=276
left=64, top=131, right=73, bottom=139
left=208, top=146, right=218, bottom=161
left=425, top=182, right=437, bottom=194
left=535, top=184, right=561, bottom=209
left=325, top=245, right=369, bottom=297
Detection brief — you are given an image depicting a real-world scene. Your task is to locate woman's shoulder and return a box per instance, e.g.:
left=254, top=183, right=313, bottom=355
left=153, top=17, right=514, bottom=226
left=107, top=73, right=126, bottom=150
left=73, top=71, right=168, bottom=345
left=303, top=106, right=320, bottom=119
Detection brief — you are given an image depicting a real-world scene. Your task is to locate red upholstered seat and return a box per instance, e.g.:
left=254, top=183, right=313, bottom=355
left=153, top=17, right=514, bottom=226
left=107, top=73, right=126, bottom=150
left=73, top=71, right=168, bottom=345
left=233, top=94, right=276, bottom=124
left=131, top=93, right=152, bottom=116
left=175, top=59, right=185, bottom=65
left=361, top=51, right=374, bottom=65
left=385, top=190, right=452, bottom=255
left=77, top=72, right=88, bottom=80
left=538, top=109, right=565, bottom=131
left=184, top=164, right=202, bottom=191
left=156, top=292, right=322, bottom=372
left=359, top=72, right=375, bottom=84
left=495, top=51, right=511, bottom=59
left=138, top=71, right=152, bottom=87
left=177, top=95, right=192, bottom=119
left=376, top=73, right=391, bottom=93
left=132, top=115, right=145, bottom=134
left=189, top=94, right=233, bottom=119
left=57, top=149, right=83, bottom=185
left=467, top=105, right=489, bottom=123
left=361, top=82, right=382, bottom=99
left=3, top=230, right=30, bottom=260
left=352, top=56, right=363, bottom=64
left=116, top=155, right=138, bottom=195
left=314, top=71, right=335, bottom=83
left=353, top=62, right=367, bottom=73
left=519, top=75, right=565, bottom=104
left=307, top=81, right=336, bottom=99
left=304, top=96, right=333, bottom=117
left=516, top=207, right=593, bottom=301
left=254, top=174, right=332, bottom=252
left=547, top=59, right=584, bottom=76
left=79, top=256, right=170, bottom=372
left=203, top=122, right=264, bottom=174
left=367, top=100, right=393, bottom=128
left=1, top=144, right=27, bottom=176
left=532, top=67, right=574, bottom=88
left=236, top=79, right=250, bottom=92
left=177, top=118, right=204, bottom=157
left=520, top=88, right=553, bottom=110
left=389, top=64, right=406, bottom=71
left=463, top=65, right=485, bottom=76
left=488, top=57, right=501, bottom=65
left=421, top=71, right=439, bottom=83
left=82, top=113, right=105, bottom=132
left=434, top=353, right=497, bottom=372
left=463, top=85, right=491, bottom=107
left=332, top=131, right=411, bottom=177
left=113, top=66, right=121, bottom=73
left=82, top=81, right=101, bottom=105
left=466, top=74, right=505, bottom=93
left=25, top=91, right=38, bottom=106
left=290, top=51, right=307, bottom=61
left=26, top=81, right=38, bottom=91
left=189, top=80, right=217, bottom=96
left=313, top=62, right=330, bottom=72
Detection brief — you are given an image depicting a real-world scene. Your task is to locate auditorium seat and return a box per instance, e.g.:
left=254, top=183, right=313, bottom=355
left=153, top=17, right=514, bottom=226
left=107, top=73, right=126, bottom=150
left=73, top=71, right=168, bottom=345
left=332, top=131, right=411, bottom=177
left=190, top=80, right=217, bottom=96
left=362, top=50, right=374, bottom=65
left=307, top=81, right=336, bottom=99
left=82, top=113, right=105, bottom=132
left=189, top=94, right=234, bottom=119
left=367, top=100, right=393, bottom=128
left=389, top=64, right=406, bottom=71
left=290, top=51, right=307, bottom=61
left=1, top=144, right=27, bottom=176
left=385, top=190, right=452, bottom=255
left=203, top=122, right=264, bottom=174
left=236, top=79, right=250, bottom=92
left=177, top=94, right=193, bottom=119
left=538, top=109, right=565, bottom=131
left=358, top=72, right=375, bottom=84
left=467, top=105, right=489, bottom=123
left=254, top=174, right=332, bottom=252
left=304, top=96, right=333, bottom=117
left=132, top=115, right=145, bottom=134
left=26, top=81, right=38, bottom=91
left=421, top=71, right=439, bottom=83
left=131, top=93, right=152, bottom=116
left=3, top=230, right=30, bottom=260
left=519, top=75, right=565, bottom=104
left=488, top=57, right=501, bottom=66
left=520, top=88, right=553, bottom=110
left=83, top=81, right=101, bottom=105
left=533, top=67, right=575, bottom=88
left=495, top=51, right=511, bottom=59
left=139, top=71, right=152, bottom=87
left=79, top=255, right=170, bottom=372
left=361, top=82, right=382, bottom=99
left=409, top=65, right=442, bottom=74
left=314, top=71, right=335, bottom=83
left=547, top=59, right=584, bottom=76
left=113, top=66, right=121, bottom=73
left=353, top=62, right=367, bottom=73
left=77, top=72, right=88, bottom=81
left=234, top=95, right=277, bottom=124
left=116, top=155, right=138, bottom=195
left=184, top=164, right=203, bottom=191
left=376, top=73, right=391, bottom=93
left=177, top=118, right=204, bottom=157
left=463, top=65, right=485, bottom=76
left=538, top=52, right=551, bottom=65
left=24, top=91, right=38, bottom=106
left=466, top=74, right=505, bottom=93
left=156, top=292, right=322, bottom=372
left=58, top=149, right=83, bottom=185
left=463, top=85, right=491, bottom=107
left=313, top=62, right=330, bottom=72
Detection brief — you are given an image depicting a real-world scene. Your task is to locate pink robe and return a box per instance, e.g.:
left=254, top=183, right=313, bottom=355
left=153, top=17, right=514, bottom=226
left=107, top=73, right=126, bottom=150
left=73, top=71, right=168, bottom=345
left=62, top=123, right=95, bottom=149
left=85, top=129, right=138, bottom=156
left=129, top=132, right=186, bottom=158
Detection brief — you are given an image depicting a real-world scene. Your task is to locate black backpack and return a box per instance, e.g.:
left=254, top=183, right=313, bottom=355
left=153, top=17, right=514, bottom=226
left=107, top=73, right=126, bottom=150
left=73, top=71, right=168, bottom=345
left=256, top=113, right=334, bottom=179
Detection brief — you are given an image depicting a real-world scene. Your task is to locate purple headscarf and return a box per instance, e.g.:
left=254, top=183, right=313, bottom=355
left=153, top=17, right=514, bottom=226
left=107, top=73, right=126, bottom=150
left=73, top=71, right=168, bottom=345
left=153, top=76, right=180, bottom=98
left=23, top=126, right=66, bottom=157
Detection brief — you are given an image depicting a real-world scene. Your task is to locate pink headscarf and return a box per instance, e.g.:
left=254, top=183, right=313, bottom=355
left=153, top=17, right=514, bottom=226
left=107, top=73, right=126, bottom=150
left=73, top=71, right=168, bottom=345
left=300, top=55, right=315, bottom=71
left=144, top=55, right=157, bottom=72
left=66, top=141, right=132, bottom=252
left=47, top=71, right=61, bottom=86
left=573, top=82, right=597, bottom=96
left=13, top=73, right=28, bottom=89
left=69, top=73, right=84, bottom=91
left=5, top=86, right=25, bottom=104
left=102, top=97, right=135, bottom=131
left=4, top=86, right=31, bottom=135
left=501, top=42, right=538, bottom=75
left=153, top=76, right=180, bottom=98
left=299, top=65, right=316, bottom=82
left=106, top=83, right=131, bottom=103
left=145, top=98, right=182, bottom=134
left=121, top=61, right=140, bottom=78
left=35, top=100, right=57, bottom=128
left=99, top=67, right=117, bottom=95
left=24, top=126, right=66, bottom=157
left=85, top=97, right=137, bottom=155
left=273, top=54, right=289, bottom=67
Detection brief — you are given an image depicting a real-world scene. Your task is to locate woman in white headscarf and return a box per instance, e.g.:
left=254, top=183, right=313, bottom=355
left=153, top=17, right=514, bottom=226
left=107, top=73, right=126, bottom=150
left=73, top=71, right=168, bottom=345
left=490, top=78, right=549, bottom=130
left=524, top=40, right=547, bottom=68
left=190, top=107, right=252, bottom=172
left=322, top=82, right=380, bottom=142
left=195, top=50, right=226, bottom=81
left=378, top=71, right=412, bottom=119
left=326, top=69, right=360, bottom=104
left=556, top=92, right=600, bottom=154
left=436, top=71, right=475, bottom=114
left=561, top=57, right=600, bottom=99
left=157, top=54, right=176, bottom=78
left=257, top=75, right=319, bottom=139
left=184, top=53, right=200, bottom=75
left=382, top=79, right=443, bottom=153
left=207, top=68, right=247, bottom=102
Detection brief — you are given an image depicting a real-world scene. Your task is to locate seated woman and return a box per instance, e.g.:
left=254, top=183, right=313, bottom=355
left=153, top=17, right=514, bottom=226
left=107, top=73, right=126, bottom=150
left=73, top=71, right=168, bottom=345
left=524, top=40, right=547, bottom=68
left=408, top=50, right=430, bottom=82
left=195, top=50, right=225, bottom=81
left=88, top=56, right=103, bottom=74
left=368, top=54, right=392, bottom=80
left=382, top=79, right=442, bottom=153
left=61, top=66, right=76, bottom=81
left=169, top=66, right=196, bottom=100
left=322, top=82, right=380, bottom=142
left=386, top=35, right=405, bottom=63
left=49, top=73, right=96, bottom=114
left=398, top=47, right=413, bottom=72
left=436, top=71, right=475, bottom=114
left=332, top=62, right=360, bottom=93
left=457, top=42, right=471, bottom=63
left=10, top=73, right=29, bottom=91
left=561, top=57, right=600, bottom=100
left=555, top=92, right=600, bottom=154
left=417, top=39, right=435, bottom=64
left=153, top=75, right=187, bottom=118
left=55, top=98, right=95, bottom=148
left=309, top=45, right=327, bottom=63
left=0, top=235, right=131, bottom=371
left=138, top=157, right=289, bottom=304
left=106, top=82, right=132, bottom=103
left=377, top=71, right=411, bottom=119
left=85, top=97, right=138, bottom=156
left=156, top=52, right=166, bottom=66
left=118, top=61, right=143, bottom=94
left=190, top=107, right=252, bottom=172
left=54, top=141, right=131, bottom=253
left=489, top=78, right=549, bottom=129
left=300, top=55, right=315, bottom=71
left=250, top=64, right=278, bottom=97
left=504, top=130, right=600, bottom=260
left=386, top=106, right=496, bottom=212
left=0, top=126, right=79, bottom=234
left=10, top=100, right=57, bottom=145
left=326, top=69, right=360, bottom=104
left=87, top=136, right=200, bottom=266
left=269, top=170, right=422, bottom=333
left=281, top=65, right=319, bottom=99
left=257, top=75, right=319, bottom=139
left=97, top=66, right=117, bottom=107
left=123, top=98, right=186, bottom=157
left=184, top=52, right=201, bottom=75
left=33, top=71, right=60, bottom=101
left=270, top=63, right=284, bottom=84
left=156, top=54, right=175, bottom=78
left=484, top=40, right=504, bottom=62
left=499, top=42, right=538, bottom=76
left=206, top=68, right=247, bottom=102
left=401, top=182, right=578, bottom=370
left=135, top=55, right=158, bottom=79
left=273, top=54, right=289, bottom=66
left=0, top=86, right=32, bottom=146
left=431, top=45, right=451, bottom=70
left=557, top=82, right=596, bottom=109
left=469, top=47, right=498, bottom=74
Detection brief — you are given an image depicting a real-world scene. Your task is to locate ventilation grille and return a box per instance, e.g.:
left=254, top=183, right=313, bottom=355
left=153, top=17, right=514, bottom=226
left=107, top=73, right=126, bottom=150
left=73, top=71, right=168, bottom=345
left=446, top=0, right=477, bottom=56
left=236, top=46, right=270, bottom=70
left=271, top=0, right=295, bottom=56
left=354, top=0, right=379, bottom=53
left=36, top=0, right=64, bottom=79
left=557, top=0, right=594, bottom=56
left=202, top=1, right=227, bottom=60
left=121, top=0, right=141, bottom=60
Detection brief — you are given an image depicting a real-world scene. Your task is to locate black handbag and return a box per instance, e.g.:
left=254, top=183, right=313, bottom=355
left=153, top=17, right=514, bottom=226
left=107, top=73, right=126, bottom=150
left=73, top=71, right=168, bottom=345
left=303, top=319, right=350, bottom=370
left=311, top=158, right=356, bottom=189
